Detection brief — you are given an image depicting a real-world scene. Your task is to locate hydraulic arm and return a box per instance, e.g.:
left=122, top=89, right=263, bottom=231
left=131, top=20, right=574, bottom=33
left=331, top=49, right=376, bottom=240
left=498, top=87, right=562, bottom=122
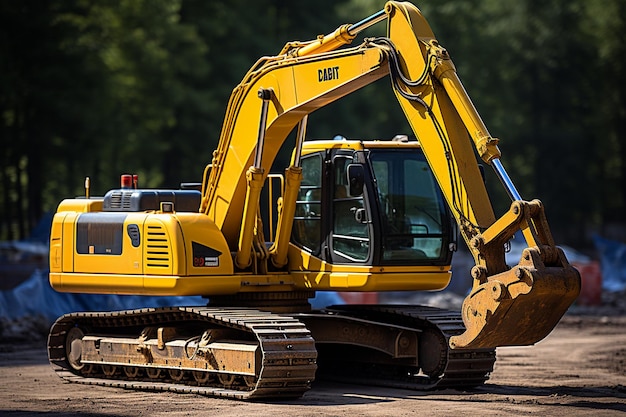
left=200, top=1, right=579, bottom=349
left=381, top=2, right=579, bottom=348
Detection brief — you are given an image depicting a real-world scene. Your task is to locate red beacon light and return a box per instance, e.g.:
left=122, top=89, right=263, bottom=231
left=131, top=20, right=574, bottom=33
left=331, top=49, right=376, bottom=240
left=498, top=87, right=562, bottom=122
left=121, top=174, right=133, bottom=189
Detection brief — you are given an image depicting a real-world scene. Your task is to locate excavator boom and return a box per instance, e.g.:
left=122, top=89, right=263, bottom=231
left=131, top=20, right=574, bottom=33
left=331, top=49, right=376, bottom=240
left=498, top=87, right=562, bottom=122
left=198, top=1, right=580, bottom=349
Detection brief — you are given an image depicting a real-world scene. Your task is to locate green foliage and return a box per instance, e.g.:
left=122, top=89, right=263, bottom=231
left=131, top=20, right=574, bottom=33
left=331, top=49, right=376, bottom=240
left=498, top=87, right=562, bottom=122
left=0, top=0, right=624, bottom=246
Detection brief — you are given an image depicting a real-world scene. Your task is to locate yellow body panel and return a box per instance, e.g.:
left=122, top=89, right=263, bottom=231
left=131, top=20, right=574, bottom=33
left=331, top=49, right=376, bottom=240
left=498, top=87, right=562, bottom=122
left=50, top=273, right=242, bottom=296
left=56, top=198, right=104, bottom=213
left=288, top=244, right=450, bottom=292
left=72, top=212, right=146, bottom=275
left=49, top=200, right=236, bottom=296
left=291, top=270, right=450, bottom=292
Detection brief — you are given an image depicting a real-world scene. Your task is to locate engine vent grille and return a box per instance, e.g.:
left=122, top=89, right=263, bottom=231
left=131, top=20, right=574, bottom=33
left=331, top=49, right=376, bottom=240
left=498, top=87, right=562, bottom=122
left=106, top=191, right=132, bottom=210
left=145, top=224, right=171, bottom=269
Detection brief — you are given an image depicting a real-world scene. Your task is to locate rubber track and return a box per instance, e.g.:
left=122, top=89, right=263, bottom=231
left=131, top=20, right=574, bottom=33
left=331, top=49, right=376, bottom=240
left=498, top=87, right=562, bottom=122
left=47, top=307, right=318, bottom=399
left=313, top=304, right=496, bottom=390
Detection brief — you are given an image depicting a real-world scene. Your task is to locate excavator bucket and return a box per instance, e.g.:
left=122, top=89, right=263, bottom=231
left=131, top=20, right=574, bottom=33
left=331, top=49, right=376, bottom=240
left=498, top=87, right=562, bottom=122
left=449, top=246, right=581, bottom=350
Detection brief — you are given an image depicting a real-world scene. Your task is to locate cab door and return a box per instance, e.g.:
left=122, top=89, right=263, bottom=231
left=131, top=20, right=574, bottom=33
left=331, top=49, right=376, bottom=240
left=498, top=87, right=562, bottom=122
left=292, top=150, right=374, bottom=265
left=328, top=153, right=372, bottom=264
left=292, top=152, right=325, bottom=256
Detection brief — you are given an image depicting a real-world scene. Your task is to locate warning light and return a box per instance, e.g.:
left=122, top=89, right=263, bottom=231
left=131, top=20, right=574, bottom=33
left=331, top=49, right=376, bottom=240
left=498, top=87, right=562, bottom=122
left=121, top=174, right=133, bottom=189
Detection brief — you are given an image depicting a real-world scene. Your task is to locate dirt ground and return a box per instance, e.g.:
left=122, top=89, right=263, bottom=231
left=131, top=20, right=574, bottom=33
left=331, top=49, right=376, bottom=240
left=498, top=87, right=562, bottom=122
left=0, top=313, right=625, bottom=417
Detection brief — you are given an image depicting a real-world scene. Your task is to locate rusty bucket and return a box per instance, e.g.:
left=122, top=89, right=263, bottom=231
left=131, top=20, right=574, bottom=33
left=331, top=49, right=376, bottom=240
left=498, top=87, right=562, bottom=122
left=450, top=246, right=581, bottom=350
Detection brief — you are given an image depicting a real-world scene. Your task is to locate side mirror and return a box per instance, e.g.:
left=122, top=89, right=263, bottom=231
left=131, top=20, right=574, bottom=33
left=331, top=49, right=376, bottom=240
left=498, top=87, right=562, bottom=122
left=347, top=164, right=364, bottom=196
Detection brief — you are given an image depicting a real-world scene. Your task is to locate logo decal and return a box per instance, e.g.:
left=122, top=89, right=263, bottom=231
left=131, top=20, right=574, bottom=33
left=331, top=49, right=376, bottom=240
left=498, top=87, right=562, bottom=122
left=318, top=66, right=339, bottom=82
left=192, top=241, right=221, bottom=267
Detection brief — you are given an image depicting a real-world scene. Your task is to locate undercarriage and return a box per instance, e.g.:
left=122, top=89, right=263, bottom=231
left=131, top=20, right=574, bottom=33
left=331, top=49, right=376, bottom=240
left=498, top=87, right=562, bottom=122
left=48, top=304, right=495, bottom=399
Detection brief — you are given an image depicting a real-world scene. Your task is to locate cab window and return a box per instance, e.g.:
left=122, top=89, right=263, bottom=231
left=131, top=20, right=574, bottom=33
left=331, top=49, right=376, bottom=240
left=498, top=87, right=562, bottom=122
left=292, top=154, right=323, bottom=253
left=331, top=156, right=370, bottom=262
left=371, top=150, right=448, bottom=263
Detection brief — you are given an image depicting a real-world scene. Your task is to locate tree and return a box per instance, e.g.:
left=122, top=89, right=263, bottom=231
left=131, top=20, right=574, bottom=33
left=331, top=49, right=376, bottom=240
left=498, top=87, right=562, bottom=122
left=0, top=0, right=209, bottom=239
left=1, top=0, right=623, bottom=247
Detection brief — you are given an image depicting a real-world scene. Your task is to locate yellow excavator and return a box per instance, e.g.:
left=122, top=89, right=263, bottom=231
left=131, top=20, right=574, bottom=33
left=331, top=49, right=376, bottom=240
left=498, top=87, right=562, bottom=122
left=47, top=2, right=580, bottom=399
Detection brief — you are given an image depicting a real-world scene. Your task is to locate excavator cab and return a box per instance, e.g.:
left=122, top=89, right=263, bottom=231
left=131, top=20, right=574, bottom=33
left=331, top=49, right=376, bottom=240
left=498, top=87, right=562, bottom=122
left=292, top=141, right=453, bottom=268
